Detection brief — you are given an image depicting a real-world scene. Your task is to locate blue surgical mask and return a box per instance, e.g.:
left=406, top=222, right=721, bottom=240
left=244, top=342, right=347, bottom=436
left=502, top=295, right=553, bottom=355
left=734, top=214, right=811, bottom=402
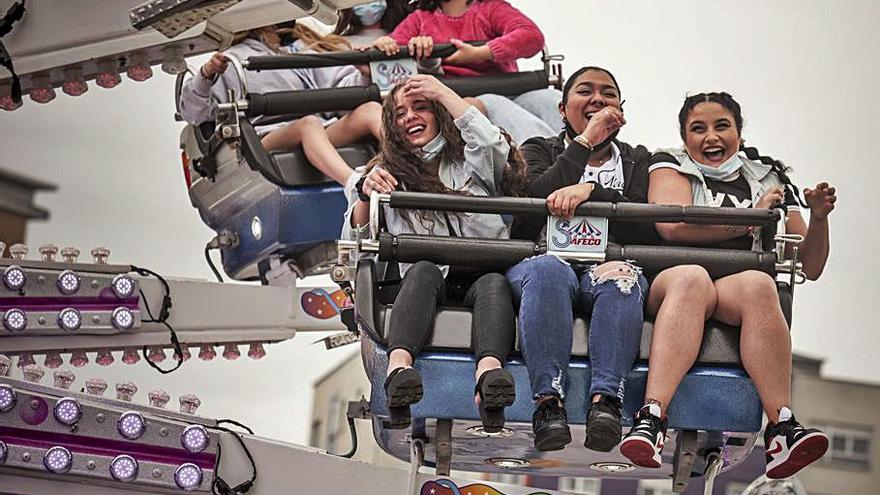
left=420, top=133, right=446, bottom=161
left=353, top=0, right=387, bottom=26
left=694, top=152, right=743, bottom=181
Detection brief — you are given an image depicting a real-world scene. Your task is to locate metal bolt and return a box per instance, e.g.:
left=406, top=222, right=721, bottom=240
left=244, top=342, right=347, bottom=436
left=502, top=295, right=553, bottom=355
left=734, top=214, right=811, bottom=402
left=90, top=280, right=99, bottom=289
left=53, top=369, right=76, bottom=389
left=159, top=427, right=169, bottom=437
left=96, top=413, right=105, bottom=423
left=37, top=316, right=46, bottom=325
left=21, top=452, right=31, bottom=462
left=86, top=377, right=108, bottom=396
left=152, top=468, right=162, bottom=479
left=0, top=354, right=11, bottom=376
left=30, top=399, right=40, bottom=410
left=61, top=247, right=80, bottom=263
left=9, top=244, right=28, bottom=260
left=91, top=247, right=110, bottom=264
left=22, top=364, right=45, bottom=383
left=91, top=315, right=101, bottom=324
left=39, top=244, right=59, bottom=262
left=87, top=460, right=97, bottom=470
left=36, top=275, right=45, bottom=284
left=149, top=388, right=170, bottom=408
left=115, top=380, right=138, bottom=401
left=179, top=394, right=201, bottom=414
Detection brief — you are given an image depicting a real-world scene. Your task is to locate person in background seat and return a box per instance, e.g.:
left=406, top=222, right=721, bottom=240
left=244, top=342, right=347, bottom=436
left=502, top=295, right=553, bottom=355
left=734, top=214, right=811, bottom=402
left=180, top=22, right=382, bottom=186
left=506, top=66, right=658, bottom=453
left=343, top=75, right=527, bottom=432
left=334, top=0, right=414, bottom=46
left=367, top=0, right=562, bottom=144
left=621, top=92, right=835, bottom=480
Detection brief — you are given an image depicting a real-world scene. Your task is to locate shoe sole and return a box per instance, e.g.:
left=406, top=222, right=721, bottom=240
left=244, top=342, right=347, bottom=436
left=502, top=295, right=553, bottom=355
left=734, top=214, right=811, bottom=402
left=386, top=370, right=423, bottom=408
left=766, top=433, right=829, bottom=479
left=478, top=370, right=517, bottom=433
left=620, top=436, right=662, bottom=468
left=584, top=416, right=622, bottom=452
left=534, top=424, right=572, bottom=451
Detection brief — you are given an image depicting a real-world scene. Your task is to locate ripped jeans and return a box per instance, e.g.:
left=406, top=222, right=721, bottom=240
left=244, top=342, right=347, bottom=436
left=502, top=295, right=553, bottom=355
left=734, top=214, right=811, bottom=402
left=506, top=255, right=648, bottom=401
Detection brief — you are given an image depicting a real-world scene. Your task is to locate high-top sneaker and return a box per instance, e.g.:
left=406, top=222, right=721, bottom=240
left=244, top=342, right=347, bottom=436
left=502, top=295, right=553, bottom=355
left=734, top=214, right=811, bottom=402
left=620, top=404, right=667, bottom=468
left=531, top=396, right=572, bottom=451
left=764, top=409, right=829, bottom=479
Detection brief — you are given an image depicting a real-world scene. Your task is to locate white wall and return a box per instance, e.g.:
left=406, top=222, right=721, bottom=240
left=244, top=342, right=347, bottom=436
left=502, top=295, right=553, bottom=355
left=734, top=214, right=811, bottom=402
left=0, top=0, right=877, bottom=444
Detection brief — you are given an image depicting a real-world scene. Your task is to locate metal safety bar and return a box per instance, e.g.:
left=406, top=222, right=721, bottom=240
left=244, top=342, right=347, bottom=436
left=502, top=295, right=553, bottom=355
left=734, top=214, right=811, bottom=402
left=244, top=43, right=472, bottom=71
left=381, top=192, right=782, bottom=226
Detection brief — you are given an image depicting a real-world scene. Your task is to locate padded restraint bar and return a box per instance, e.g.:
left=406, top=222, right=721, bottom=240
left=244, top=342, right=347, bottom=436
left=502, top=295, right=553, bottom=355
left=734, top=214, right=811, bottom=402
left=244, top=71, right=550, bottom=118
left=246, top=43, right=463, bottom=70
left=377, top=233, right=778, bottom=278
left=386, top=192, right=781, bottom=226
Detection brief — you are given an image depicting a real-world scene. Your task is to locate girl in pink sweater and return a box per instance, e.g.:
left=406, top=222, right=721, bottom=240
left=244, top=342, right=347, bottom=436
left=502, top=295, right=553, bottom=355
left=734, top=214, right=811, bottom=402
left=370, top=0, right=562, bottom=143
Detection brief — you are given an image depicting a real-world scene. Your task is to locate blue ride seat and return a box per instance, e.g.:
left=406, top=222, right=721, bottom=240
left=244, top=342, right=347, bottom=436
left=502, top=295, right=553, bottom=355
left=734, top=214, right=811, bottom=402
left=184, top=119, right=375, bottom=280
left=356, top=257, right=790, bottom=479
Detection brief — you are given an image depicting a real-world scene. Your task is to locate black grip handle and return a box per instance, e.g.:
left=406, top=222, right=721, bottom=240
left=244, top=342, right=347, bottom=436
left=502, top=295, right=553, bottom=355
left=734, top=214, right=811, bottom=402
left=246, top=84, right=382, bottom=118
left=246, top=43, right=465, bottom=71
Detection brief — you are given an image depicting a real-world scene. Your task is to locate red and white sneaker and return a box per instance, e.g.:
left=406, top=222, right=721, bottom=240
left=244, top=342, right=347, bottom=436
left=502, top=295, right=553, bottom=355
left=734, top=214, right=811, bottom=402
left=620, top=404, right=667, bottom=469
left=764, top=415, right=829, bottom=479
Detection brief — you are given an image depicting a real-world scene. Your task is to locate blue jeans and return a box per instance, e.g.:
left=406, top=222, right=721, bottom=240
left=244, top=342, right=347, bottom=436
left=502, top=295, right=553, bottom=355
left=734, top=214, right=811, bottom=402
left=477, top=88, right=563, bottom=144
left=506, top=255, right=648, bottom=401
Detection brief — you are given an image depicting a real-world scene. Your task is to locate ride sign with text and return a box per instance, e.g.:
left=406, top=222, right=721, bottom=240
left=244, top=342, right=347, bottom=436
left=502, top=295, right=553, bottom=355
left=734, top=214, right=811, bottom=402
left=547, top=215, right=609, bottom=253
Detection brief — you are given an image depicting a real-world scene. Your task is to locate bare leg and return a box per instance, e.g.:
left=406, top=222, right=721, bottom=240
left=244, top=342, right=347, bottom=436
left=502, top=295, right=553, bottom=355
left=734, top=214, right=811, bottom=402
left=713, top=270, right=791, bottom=422
left=387, top=348, right=414, bottom=376
left=643, top=265, right=716, bottom=414
left=325, top=101, right=383, bottom=144
left=261, top=115, right=353, bottom=185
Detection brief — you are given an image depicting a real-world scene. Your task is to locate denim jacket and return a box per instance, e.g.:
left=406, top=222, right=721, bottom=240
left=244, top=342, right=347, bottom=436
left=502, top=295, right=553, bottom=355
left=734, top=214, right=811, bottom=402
left=343, top=106, right=511, bottom=275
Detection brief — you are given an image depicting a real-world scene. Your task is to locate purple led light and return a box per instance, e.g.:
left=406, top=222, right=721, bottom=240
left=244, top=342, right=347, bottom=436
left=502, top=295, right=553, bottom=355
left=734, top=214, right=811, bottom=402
left=174, top=463, right=203, bottom=491
left=43, top=446, right=72, bottom=474
left=0, top=385, right=15, bottom=412
left=3, top=308, right=27, bottom=332
left=58, top=308, right=82, bottom=332
left=110, top=454, right=139, bottom=482
left=112, top=307, right=135, bottom=330
left=53, top=398, right=82, bottom=425
left=181, top=424, right=209, bottom=453
left=117, top=411, right=146, bottom=439
left=3, top=265, right=26, bottom=291
left=56, top=270, right=81, bottom=295
left=112, top=274, right=136, bottom=298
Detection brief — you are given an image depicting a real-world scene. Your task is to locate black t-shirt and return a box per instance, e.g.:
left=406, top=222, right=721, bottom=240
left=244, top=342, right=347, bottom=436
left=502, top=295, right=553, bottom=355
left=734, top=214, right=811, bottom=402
left=651, top=152, right=799, bottom=251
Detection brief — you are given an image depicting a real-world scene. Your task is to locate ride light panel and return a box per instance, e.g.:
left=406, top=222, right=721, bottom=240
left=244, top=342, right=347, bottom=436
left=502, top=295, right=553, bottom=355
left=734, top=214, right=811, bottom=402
left=174, top=463, right=203, bottom=491
left=181, top=425, right=209, bottom=453
left=118, top=411, right=147, bottom=439
left=110, top=454, right=139, bottom=482
left=57, top=270, right=81, bottom=295
left=53, top=398, right=83, bottom=426
left=112, top=274, right=136, bottom=298
left=43, top=446, right=73, bottom=474
left=2, top=309, right=27, bottom=332
left=58, top=308, right=83, bottom=332
left=0, top=384, right=16, bottom=412
left=112, top=307, right=136, bottom=330
left=3, top=265, right=26, bottom=291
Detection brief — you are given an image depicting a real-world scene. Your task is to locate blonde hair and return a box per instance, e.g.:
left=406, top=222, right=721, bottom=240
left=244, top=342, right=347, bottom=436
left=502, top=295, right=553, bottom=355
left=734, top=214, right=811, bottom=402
left=233, top=23, right=351, bottom=53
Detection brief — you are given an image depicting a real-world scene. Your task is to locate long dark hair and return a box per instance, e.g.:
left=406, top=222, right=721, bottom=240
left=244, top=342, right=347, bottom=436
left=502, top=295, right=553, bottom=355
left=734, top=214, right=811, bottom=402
left=560, top=66, right=622, bottom=141
left=678, top=92, right=806, bottom=207
left=369, top=81, right=526, bottom=226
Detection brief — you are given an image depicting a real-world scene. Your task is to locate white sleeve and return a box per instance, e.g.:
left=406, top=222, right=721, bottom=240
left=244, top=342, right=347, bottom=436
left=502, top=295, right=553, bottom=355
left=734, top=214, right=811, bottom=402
left=179, top=71, right=220, bottom=125
left=648, top=161, right=681, bottom=173
left=341, top=171, right=369, bottom=240
left=454, top=105, right=509, bottom=196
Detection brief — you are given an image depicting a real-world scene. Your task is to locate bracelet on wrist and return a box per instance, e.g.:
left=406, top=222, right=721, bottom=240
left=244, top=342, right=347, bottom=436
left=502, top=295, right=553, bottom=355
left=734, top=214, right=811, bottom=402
left=574, top=134, right=594, bottom=151
left=355, top=175, right=370, bottom=202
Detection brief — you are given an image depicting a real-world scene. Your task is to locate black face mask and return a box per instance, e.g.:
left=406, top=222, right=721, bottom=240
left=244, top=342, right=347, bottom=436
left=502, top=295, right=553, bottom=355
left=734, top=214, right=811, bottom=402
left=563, top=117, right=619, bottom=151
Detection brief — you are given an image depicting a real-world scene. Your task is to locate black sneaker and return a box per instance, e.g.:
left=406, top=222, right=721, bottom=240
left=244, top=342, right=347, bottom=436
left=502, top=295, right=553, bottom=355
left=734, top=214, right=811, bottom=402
left=620, top=404, right=667, bottom=468
left=531, top=396, right=572, bottom=451
left=384, top=367, right=423, bottom=429
left=584, top=395, right=623, bottom=452
left=764, top=415, right=829, bottom=479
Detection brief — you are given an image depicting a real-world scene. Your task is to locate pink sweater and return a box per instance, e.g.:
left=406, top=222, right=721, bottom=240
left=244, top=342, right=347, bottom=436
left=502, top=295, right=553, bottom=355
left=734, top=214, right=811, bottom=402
left=389, top=0, right=545, bottom=77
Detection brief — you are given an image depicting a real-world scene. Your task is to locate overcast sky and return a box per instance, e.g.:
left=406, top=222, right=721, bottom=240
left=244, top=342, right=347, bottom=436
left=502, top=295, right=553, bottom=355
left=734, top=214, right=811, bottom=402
left=1, top=0, right=877, bottom=444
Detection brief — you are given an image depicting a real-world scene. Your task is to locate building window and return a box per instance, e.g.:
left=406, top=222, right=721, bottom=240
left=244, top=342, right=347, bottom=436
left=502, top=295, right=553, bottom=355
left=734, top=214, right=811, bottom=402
left=309, top=419, right=322, bottom=448
left=488, top=473, right=525, bottom=486
left=637, top=480, right=675, bottom=495
left=822, top=425, right=872, bottom=469
left=557, top=477, right=600, bottom=495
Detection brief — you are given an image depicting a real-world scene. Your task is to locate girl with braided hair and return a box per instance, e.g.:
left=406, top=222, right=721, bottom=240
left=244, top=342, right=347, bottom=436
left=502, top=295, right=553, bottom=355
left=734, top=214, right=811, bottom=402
left=343, top=74, right=526, bottom=432
left=620, top=92, right=836, bottom=480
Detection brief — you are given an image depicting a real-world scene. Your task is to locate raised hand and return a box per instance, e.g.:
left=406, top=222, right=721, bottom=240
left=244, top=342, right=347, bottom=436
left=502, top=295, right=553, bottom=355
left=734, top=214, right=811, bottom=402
left=804, top=182, right=836, bottom=220
left=755, top=185, right=785, bottom=209
left=548, top=183, right=595, bottom=219
left=201, top=52, right=228, bottom=78
left=580, top=106, right=626, bottom=149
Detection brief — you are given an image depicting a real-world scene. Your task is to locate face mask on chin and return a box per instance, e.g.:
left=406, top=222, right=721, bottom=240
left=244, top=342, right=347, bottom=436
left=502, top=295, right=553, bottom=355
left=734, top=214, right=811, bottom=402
left=420, top=133, right=447, bottom=161
left=693, top=152, right=743, bottom=181
left=352, top=0, right=387, bottom=26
